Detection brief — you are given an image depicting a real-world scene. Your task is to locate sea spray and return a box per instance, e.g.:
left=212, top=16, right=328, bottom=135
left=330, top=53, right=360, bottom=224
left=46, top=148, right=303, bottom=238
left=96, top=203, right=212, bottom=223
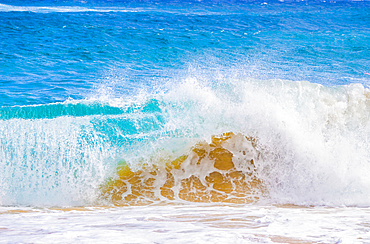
left=0, top=115, right=113, bottom=206
left=100, top=132, right=264, bottom=205
left=1, top=78, right=370, bottom=207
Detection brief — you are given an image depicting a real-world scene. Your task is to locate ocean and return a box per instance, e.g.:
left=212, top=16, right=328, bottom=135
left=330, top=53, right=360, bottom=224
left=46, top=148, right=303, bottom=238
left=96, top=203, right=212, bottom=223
left=0, top=0, right=370, bottom=243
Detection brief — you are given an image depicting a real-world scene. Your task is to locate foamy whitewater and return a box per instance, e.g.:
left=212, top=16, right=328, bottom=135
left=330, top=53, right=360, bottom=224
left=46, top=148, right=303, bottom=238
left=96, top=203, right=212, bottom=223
left=0, top=0, right=370, bottom=243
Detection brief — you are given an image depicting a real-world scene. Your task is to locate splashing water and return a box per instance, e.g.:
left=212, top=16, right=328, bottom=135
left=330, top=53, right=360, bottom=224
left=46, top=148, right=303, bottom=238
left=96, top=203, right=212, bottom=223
left=1, top=78, right=370, bottom=207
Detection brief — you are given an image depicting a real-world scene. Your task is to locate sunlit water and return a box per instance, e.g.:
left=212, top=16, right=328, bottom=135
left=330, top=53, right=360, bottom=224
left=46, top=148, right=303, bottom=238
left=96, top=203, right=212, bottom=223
left=0, top=0, right=369, bottom=243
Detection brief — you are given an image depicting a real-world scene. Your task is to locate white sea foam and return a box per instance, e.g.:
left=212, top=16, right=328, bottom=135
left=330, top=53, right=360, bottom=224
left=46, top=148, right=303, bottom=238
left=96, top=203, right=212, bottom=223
left=0, top=204, right=369, bottom=243
left=0, top=4, right=139, bottom=13
left=156, top=77, right=370, bottom=206
left=1, top=77, right=370, bottom=207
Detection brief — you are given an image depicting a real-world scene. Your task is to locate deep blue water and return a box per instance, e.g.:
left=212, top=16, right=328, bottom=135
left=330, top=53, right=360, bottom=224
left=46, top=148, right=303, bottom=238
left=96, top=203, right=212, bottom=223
left=0, top=0, right=370, bottom=206
left=1, top=0, right=369, bottom=106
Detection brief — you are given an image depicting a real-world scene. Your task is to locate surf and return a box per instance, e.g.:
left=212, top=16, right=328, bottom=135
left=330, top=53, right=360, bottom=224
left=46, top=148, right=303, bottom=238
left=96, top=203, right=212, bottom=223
left=100, top=132, right=264, bottom=205
left=1, top=77, right=370, bottom=207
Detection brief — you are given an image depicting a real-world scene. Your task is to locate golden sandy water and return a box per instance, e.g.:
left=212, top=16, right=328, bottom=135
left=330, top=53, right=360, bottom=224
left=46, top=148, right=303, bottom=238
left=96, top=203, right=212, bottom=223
left=100, top=132, right=264, bottom=205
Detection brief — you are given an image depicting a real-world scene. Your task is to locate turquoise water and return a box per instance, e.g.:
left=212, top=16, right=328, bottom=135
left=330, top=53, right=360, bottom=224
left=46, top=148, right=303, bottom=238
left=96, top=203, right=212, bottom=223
left=0, top=0, right=370, bottom=206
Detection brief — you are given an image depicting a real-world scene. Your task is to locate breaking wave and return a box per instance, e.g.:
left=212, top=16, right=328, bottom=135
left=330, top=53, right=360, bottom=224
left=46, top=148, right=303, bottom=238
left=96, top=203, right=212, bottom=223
left=1, top=77, right=370, bottom=207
